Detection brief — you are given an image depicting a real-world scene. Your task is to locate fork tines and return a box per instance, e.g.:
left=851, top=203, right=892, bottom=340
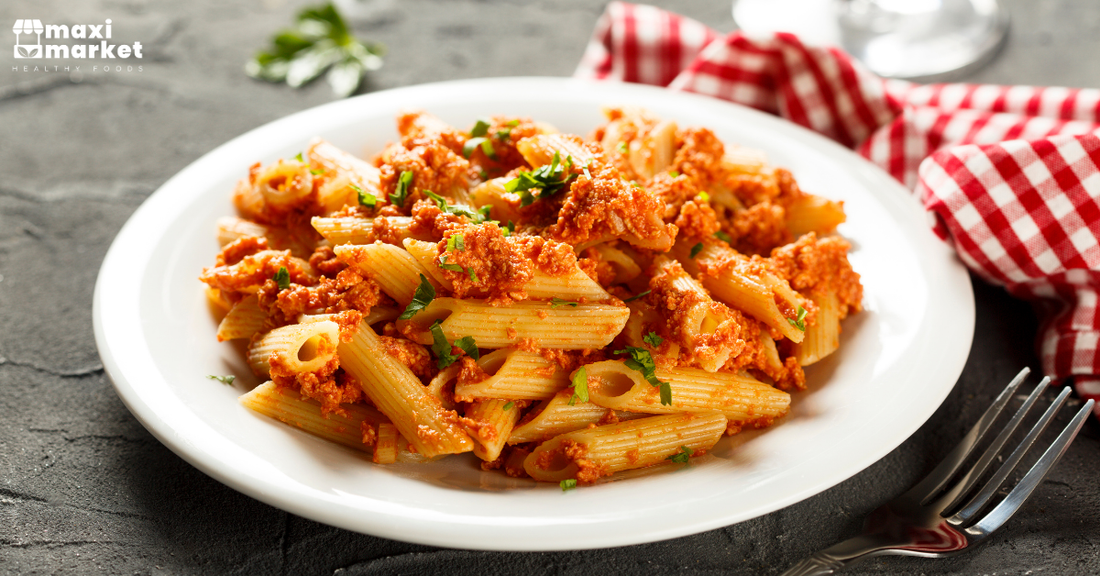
left=914, top=367, right=1094, bottom=532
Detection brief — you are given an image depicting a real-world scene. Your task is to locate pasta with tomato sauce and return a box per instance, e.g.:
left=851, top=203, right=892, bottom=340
left=201, top=107, right=863, bottom=486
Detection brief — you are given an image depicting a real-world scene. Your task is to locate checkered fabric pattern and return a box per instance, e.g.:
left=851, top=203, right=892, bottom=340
left=575, top=2, right=1100, bottom=411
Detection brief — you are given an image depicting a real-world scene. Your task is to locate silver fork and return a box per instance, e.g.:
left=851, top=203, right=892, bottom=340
left=780, top=367, right=1095, bottom=576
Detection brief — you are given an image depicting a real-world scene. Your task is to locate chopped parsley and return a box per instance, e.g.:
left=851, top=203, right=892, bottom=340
left=689, top=242, right=704, bottom=259
left=438, top=254, right=479, bottom=283
left=462, top=137, right=497, bottom=160
left=551, top=298, right=578, bottom=308
left=669, top=170, right=680, bottom=178
left=622, top=290, right=651, bottom=303
left=666, top=445, right=693, bottom=464
left=424, top=190, right=493, bottom=224
left=470, top=119, right=491, bottom=138
left=428, top=319, right=478, bottom=368
left=614, top=346, right=672, bottom=406
left=713, top=230, right=732, bottom=243
left=616, top=141, right=628, bottom=154
left=274, top=266, right=291, bottom=290
left=787, top=305, right=808, bottom=332
left=568, top=367, right=589, bottom=406
left=503, top=221, right=515, bottom=236
left=503, top=401, right=515, bottom=411
left=310, top=168, right=325, bottom=175
left=504, top=152, right=577, bottom=207
left=446, top=233, right=465, bottom=252
left=399, top=274, right=435, bottom=320
left=352, top=183, right=377, bottom=208
left=643, top=331, right=664, bottom=348
left=697, top=191, right=710, bottom=202
left=293, top=151, right=304, bottom=162
left=560, top=479, right=578, bottom=491
left=207, top=375, right=236, bottom=386
left=390, top=170, right=413, bottom=207
left=496, top=121, right=519, bottom=140
left=453, top=336, right=480, bottom=361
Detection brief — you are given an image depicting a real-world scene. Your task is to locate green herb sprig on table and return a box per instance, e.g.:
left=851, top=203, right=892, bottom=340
left=246, top=3, right=385, bottom=98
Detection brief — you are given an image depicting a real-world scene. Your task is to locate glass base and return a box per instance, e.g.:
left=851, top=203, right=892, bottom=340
left=733, top=0, right=1010, bottom=81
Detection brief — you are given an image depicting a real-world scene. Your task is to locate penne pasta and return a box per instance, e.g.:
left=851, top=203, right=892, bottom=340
left=335, top=243, right=441, bottom=306
left=672, top=240, right=807, bottom=343
left=454, top=348, right=571, bottom=401
left=216, top=216, right=271, bottom=246
left=397, top=297, right=629, bottom=349
left=786, top=194, right=846, bottom=238
left=403, top=239, right=612, bottom=301
left=523, top=412, right=728, bottom=483
left=464, top=398, right=523, bottom=462
left=246, top=320, right=340, bottom=377
left=338, top=320, right=475, bottom=458
left=216, top=294, right=265, bottom=342
left=794, top=291, right=841, bottom=365
left=583, top=360, right=790, bottom=426
left=238, top=381, right=429, bottom=463
left=507, top=389, right=645, bottom=445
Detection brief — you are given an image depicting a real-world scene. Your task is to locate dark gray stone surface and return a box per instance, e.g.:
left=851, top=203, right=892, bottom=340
left=2, top=1, right=1098, bottom=574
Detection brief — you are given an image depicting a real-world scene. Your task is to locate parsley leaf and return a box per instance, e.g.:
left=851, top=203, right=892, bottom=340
left=622, top=290, right=651, bottom=303
left=560, top=479, right=578, bottom=491
left=423, top=190, right=492, bottom=224
left=659, top=382, right=672, bottom=406
left=666, top=445, right=693, bottom=464
left=503, top=152, right=577, bottom=207
left=503, top=221, right=515, bottom=236
left=438, top=255, right=465, bottom=273
left=245, top=3, right=385, bottom=98
left=453, top=336, right=480, bottom=361
left=697, top=191, right=710, bottom=202
left=310, top=168, right=325, bottom=175
left=399, top=274, right=435, bottom=320
left=669, top=170, right=680, bottom=178
left=462, top=137, right=497, bottom=160
left=551, top=298, right=578, bottom=308
left=787, top=305, right=808, bottom=332
left=503, top=401, right=515, bottom=411
left=207, top=375, right=236, bottom=386
left=293, top=151, right=304, bottom=162
left=446, top=233, right=465, bottom=252
left=689, top=242, right=704, bottom=259
left=274, top=266, right=291, bottom=290
left=713, top=230, right=731, bottom=243
left=616, top=141, right=628, bottom=154
left=643, top=331, right=664, bottom=348
left=352, top=183, right=377, bottom=208
left=568, top=367, right=589, bottom=406
left=390, top=170, right=413, bottom=207
left=613, top=346, right=672, bottom=405
left=429, top=319, right=460, bottom=368
left=438, top=254, right=481, bottom=284
left=470, top=119, right=491, bottom=138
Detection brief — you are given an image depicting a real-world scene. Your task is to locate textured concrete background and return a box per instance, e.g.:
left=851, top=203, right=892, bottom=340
left=2, top=0, right=1099, bottom=574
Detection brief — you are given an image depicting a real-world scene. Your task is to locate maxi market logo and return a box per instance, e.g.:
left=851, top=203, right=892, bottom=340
left=12, top=18, right=143, bottom=60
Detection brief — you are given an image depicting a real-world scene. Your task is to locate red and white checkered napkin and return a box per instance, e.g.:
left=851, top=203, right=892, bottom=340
left=575, top=2, right=1100, bottom=412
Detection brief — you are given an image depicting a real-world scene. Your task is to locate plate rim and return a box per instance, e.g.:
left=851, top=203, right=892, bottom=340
left=93, top=76, right=975, bottom=551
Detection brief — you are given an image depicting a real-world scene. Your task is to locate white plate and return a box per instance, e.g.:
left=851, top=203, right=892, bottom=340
left=94, top=77, right=974, bottom=551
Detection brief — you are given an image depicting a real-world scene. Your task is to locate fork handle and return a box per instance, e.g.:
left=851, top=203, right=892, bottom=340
left=779, top=535, right=891, bottom=575
left=778, top=553, right=846, bottom=576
